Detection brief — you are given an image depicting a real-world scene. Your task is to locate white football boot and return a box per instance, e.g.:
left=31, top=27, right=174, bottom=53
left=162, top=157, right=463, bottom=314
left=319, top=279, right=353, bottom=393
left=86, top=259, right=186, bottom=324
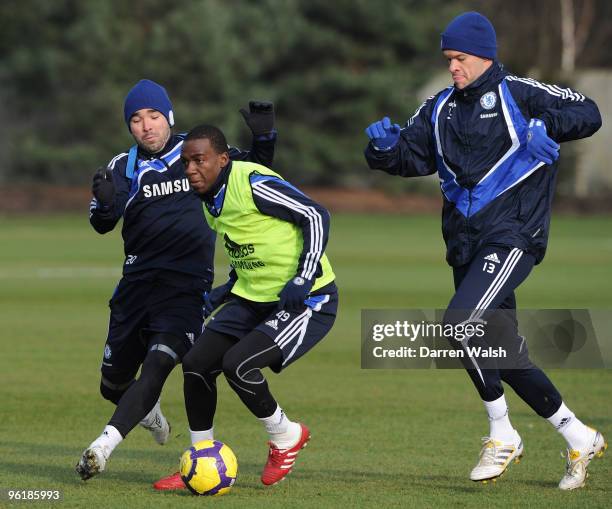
left=559, top=428, right=607, bottom=490
left=76, top=445, right=110, bottom=480
left=140, top=400, right=171, bottom=445
left=470, top=430, right=523, bottom=483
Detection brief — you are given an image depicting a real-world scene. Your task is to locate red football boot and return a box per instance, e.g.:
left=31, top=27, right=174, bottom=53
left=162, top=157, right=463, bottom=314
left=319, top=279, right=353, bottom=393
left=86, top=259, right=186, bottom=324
left=152, top=471, right=185, bottom=490
left=261, top=423, right=311, bottom=486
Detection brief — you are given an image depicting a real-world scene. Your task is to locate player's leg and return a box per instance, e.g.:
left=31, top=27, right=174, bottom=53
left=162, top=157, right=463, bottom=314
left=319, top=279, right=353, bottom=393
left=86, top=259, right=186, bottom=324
left=153, top=297, right=260, bottom=491
left=221, top=329, right=312, bottom=486
left=181, top=295, right=269, bottom=444
left=96, top=278, right=144, bottom=405
left=131, top=277, right=209, bottom=444
left=152, top=329, right=233, bottom=491
left=445, top=247, right=535, bottom=482
left=76, top=278, right=150, bottom=480
left=156, top=289, right=338, bottom=488
left=77, top=278, right=205, bottom=480
left=497, top=298, right=607, bottom=489
left=108, top=333, right=182, bottom=441
left=502, top=365, right=606, bottom=484
left=220, top=330, right=289, bottom=436
left=77, top=333, right=181, bottom=480
left=182, top=329, right=236, bottom=442
left=238, top=288, right=337, bottom=485
left=496, top=292, right=564, bottom=420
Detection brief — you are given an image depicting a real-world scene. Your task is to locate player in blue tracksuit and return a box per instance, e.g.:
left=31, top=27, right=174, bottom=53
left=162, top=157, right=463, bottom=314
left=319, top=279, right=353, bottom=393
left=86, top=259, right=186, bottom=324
left=76, top=79, right=276, bottom=481
left=365, top=12, right=605, bottom=489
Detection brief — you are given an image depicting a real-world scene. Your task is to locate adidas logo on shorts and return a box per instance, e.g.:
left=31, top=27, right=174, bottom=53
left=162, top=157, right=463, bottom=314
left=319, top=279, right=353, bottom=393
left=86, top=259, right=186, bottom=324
left=265, top=319, right=279, bottom=330
left=484, top=253, right=501, bottom=264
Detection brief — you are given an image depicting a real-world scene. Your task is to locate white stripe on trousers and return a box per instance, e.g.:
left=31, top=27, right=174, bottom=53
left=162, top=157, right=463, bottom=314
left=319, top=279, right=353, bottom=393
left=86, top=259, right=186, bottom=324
left=273, top=308, right=313, bottom=365
left=470, top=248, right=523, bottom=322
left=276, top=310, right=311, bottom=349
left=282, top=312, right=312, bottom=366
left=460, top=248, right=524, bottom=385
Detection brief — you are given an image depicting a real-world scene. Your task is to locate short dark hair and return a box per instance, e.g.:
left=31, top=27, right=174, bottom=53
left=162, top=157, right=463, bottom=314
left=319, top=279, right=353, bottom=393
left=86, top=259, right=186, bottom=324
left=184, top=124, right=228, bottom=154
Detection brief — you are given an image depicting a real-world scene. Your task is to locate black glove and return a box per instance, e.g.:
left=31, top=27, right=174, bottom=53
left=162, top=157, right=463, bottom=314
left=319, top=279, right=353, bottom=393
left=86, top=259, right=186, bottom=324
left=278, top=276, right=314, bottom=312
left=203, top=281, right=235, bottom=318
left=92, top=168, right=115, bottom=208
left=239, top=101, right=275, bottom=137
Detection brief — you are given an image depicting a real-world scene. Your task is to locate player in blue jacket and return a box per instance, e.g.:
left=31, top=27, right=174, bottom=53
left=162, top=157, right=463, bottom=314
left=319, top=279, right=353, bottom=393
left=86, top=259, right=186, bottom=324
left=364, top=12, right=605, bottom=489
left=76, top=79, right=276, bottom=480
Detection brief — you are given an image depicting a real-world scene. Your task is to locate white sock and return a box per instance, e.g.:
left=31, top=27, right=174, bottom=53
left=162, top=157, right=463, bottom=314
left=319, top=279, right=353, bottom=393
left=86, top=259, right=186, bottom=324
left=483, top=395, right=516, bottom=443
left=259, top=405, right=301, bottom=449
left=140, top=400, right=161, bottom=427
left=190, top=427, right=214, bottom=445
left=90, top=425, right=123, bottom=458
left=547, top=402, right=593, bottom=451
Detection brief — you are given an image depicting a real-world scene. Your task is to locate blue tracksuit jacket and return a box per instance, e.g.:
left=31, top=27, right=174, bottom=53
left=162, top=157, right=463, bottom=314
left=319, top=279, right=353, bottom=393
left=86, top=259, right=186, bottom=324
left=89, top=134, right=275, bottom=283
left=365, top=62, right=601, bottom=267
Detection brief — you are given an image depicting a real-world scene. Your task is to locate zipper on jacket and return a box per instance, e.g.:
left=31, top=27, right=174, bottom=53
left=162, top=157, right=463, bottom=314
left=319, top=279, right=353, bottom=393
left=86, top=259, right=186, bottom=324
left=459, top=96, right=473, bottom=258
left=466, top=188, right=473, bottom=254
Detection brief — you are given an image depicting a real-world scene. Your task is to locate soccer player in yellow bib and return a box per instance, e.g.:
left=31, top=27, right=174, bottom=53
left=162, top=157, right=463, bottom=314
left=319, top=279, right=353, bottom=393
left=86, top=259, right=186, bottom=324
left=154, top=124, right=338, bottom=490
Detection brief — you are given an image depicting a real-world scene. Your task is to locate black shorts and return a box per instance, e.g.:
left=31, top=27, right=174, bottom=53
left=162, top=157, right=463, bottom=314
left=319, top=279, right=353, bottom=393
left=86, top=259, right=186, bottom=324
left=206, top=283, right=338, bottom=371
left=101, top=273, right=210, bottom=380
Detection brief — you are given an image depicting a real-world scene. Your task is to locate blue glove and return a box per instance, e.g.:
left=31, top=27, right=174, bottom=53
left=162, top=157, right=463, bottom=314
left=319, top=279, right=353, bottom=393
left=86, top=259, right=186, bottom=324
left=526, top=119, right=560, bottom=165
left=203, top=281, right=234, bottom=318
left=278, top=276, right=314, bottom=312
left=365, top=117, right=401, bottom=151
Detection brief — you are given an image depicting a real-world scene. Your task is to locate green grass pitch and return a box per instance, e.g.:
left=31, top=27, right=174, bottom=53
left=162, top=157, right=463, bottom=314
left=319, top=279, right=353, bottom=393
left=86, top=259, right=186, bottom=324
left=0, top=213, right=610, bottom=508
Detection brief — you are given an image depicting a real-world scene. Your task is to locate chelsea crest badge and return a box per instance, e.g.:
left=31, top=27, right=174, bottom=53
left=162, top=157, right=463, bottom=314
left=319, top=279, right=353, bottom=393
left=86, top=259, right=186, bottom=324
left=480, top=91, right=497, bottom=110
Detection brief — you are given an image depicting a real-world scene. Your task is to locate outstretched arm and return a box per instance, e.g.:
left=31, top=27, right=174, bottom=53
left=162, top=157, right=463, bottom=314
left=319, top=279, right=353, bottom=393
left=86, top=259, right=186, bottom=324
left=364, top=96, right=438, bottom=178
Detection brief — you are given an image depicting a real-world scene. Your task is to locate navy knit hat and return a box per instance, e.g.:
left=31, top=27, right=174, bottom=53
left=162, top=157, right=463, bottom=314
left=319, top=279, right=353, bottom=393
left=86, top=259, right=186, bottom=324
left=441, top=11, right=497, bottom=59
left=123, top=79, right=174, bottom=129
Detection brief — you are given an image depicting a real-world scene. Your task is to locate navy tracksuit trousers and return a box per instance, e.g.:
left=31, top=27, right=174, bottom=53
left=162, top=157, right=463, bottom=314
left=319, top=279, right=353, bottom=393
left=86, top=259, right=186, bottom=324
left=444, top=245, right=562, bottom=418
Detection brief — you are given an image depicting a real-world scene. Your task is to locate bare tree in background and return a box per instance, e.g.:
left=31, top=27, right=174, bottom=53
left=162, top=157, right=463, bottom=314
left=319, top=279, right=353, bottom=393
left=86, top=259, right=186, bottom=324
left=471, top=0, right=607, bottom=77
left=561, top=0, right=576, bottom=74
left=559, top=0, right=598, bottom=198
left=560, top=0, right=595, bottom=76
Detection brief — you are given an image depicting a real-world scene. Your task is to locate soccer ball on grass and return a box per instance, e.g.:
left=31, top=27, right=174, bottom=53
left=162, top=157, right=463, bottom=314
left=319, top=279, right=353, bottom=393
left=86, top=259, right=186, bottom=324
left=179, top=440, right=238, bottom=496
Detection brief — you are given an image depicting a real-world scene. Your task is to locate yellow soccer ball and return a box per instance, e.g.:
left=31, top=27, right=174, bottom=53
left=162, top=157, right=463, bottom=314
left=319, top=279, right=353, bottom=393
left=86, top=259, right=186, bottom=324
left=179, top=440, right=238, bottom=496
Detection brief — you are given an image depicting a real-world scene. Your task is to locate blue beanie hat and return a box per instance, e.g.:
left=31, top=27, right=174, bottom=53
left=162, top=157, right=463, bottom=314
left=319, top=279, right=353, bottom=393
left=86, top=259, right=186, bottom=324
left=123, top=79, right=174, bottom=129
left=441, top=11, right=497, bottom=59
